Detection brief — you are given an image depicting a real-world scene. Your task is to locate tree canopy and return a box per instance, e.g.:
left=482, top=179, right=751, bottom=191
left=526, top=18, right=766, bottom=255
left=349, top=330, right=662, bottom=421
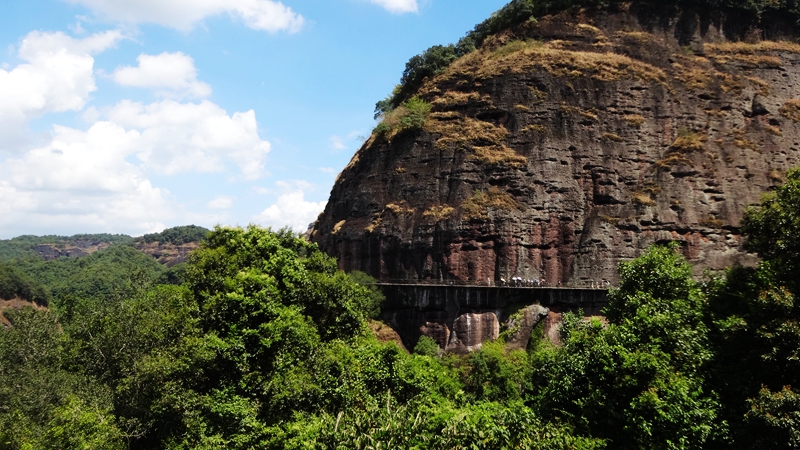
left=3, top=171, right=800, bottom=447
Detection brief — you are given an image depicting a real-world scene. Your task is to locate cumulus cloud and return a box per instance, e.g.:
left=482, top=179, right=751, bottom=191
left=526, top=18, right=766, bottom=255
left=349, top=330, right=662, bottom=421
left=113, top=52, right=211, bottom=98
left=254, top=181, right=326, bottom=232
left=106, top=99, right=270, bottom=179
left=328, top=135, right=347, bottom=151
left=65, top=0, right=305, bottom=32
left=208, top=195, right=234, bottom=209
left=369, top=0, right=419, bottom=14
left=0, top=122, right=173, bottom=236
left=0, top=30, right=123, bottom=147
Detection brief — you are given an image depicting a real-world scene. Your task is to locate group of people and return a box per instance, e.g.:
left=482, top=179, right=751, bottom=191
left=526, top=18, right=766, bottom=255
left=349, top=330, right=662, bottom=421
left=496, top=277, right=547, bottom=287
left=588, top=279, right=611, bottom=289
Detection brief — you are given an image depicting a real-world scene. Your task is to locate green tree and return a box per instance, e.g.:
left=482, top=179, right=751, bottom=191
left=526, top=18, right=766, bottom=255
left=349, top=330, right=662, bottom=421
left=535, top=244, right=722, bottom=448
left=707, top=167, right=800, bottom=447
left=413, top=335, right=440, bottom=357
left=0, top=263, right=50, bottom=306
left=741, top=167, right=800, bottom=290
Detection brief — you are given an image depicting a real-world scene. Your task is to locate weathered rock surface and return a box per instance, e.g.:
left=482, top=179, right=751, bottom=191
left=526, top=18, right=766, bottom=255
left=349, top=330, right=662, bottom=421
left=134, top=241, right=199, bottom=267
left=312, top=4, right=800, bottom=287
left=34, top=241, right=109, bottom=260
left=505, top=304, right=550, bottom=350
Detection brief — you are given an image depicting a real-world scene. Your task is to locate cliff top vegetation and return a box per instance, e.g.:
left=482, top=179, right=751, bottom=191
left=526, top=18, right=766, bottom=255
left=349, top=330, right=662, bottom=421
left=375, top=0, right=800, bottom=118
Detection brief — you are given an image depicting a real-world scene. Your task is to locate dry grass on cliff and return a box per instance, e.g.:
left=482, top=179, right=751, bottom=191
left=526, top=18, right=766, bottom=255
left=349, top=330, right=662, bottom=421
left=386, top=202, right=415, bottom=216
left=769, top=169, right=786, bottom=183
left=560, top=105, right=599, bottom=122
left=423, top=205, right=455, bottom=222
left=430, top=91, right=491, bottom=109
left=364, top=215, right=382, bottom=233
left=699, top=215, right=725, bottom=229
left=672, top=60, right=744, bottom=93
left=733, top=130, right=761, bottom=152
left=522, top=124, right=546, bottom=133
left=615, top=31, right=655, bottom=43
left=425, top=115, right=509, bottom=150
left=623, top=114, right=645, bottom=128
left=462, top=187, right=524, bottom=220
left=705, top=41, right=798, bottom=68
left=655, top=153, right=694, bottom=169
left=746, top=76, right=771, bottom=97
left=705, top=41, right=800, bottom=55
left=671, top=129, right=706, bottom=152
left=468, top=145, right=528, bottom=167
left=780, top=99, right=800, bottom=123
left=443, top=39, right=668, bottom=86
left=765, top=124, right=783, bottom=136
left=332, top=220, right=346, bottom=235
left=602, top=133, right=624, bottom=142
left=631, top=183, right=661, bottom=206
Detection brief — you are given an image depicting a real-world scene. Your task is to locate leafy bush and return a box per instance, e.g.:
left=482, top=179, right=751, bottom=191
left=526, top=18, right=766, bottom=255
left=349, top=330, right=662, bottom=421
left=413, top=335, right=439, bottom=356
left=374, top=96, right=432, bottom=137
left=347, top=270, right=384, bottom=319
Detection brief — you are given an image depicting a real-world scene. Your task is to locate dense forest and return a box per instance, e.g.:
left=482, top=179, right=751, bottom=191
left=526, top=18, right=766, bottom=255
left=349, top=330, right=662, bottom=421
left=0, top=169, right=799, bottom=448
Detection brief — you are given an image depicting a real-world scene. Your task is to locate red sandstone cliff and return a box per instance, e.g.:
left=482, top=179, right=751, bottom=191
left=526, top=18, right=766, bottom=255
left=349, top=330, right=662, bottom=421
left=311, top=4, right=800, bottom=286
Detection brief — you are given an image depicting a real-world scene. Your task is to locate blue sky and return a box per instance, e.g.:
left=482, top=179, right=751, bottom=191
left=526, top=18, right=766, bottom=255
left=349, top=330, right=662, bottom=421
left=0, top=0, right=508, bottom=238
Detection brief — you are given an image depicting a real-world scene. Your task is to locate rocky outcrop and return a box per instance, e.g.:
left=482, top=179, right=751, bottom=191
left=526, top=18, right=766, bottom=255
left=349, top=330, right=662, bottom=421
left=312, top=4, right=800, bottom=287
left=34, top=241, right=109, bottom=260
left=134, top=242, right=199, bottom=267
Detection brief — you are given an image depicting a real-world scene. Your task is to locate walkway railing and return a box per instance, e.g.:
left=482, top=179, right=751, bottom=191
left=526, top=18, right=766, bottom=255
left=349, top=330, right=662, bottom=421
left=375, top=279, right=612, bottom=290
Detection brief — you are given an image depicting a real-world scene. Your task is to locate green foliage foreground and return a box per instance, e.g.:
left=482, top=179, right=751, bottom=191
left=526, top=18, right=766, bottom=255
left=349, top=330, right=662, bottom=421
left=2, top=198, right=800, bottom=448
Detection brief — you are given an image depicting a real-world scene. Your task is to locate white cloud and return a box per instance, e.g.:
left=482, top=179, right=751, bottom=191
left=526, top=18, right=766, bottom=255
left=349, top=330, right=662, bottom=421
left=105, top=99, right=270, bottom=179
left=113, top=52, right=212, bottom=98
left=0, top=30, right=123, bottom=147
left=328, top=135, right=347, bottom=151
left=369, top=0, right=418, bottom=13
left=208, top=195, right=233, bottom=209
left=254, top=181, right=326, bottom=232
left=319, top=167, right=335, bottom=174
left=0, top=93, right=271, bottom=236
left=65, top=0, right=305, bottom=33
left=0, top=122, right=173, bottom=236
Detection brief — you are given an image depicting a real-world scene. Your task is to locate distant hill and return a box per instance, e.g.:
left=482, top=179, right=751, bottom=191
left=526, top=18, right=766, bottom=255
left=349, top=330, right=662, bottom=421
left=0, top=226, right=211, bottom=317
left=0, top=225, right=210, bottom=264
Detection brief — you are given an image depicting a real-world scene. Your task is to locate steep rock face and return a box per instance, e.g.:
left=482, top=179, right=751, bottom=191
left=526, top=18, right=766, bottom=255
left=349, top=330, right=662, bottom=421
left=134, top=242, right=199, bottom=267
left=312, top=4, right=800, bottom=286
left=34, top=241, right=110, bottom=260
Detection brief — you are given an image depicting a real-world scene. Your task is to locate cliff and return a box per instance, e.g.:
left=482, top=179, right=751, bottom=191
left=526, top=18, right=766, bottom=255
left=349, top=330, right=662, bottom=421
left=311, top=3, right=800, bottom=286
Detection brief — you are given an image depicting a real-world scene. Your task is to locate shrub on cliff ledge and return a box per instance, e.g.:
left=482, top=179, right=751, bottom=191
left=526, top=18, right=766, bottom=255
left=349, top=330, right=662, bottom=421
left=374, top=96, right=432, bottom=137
